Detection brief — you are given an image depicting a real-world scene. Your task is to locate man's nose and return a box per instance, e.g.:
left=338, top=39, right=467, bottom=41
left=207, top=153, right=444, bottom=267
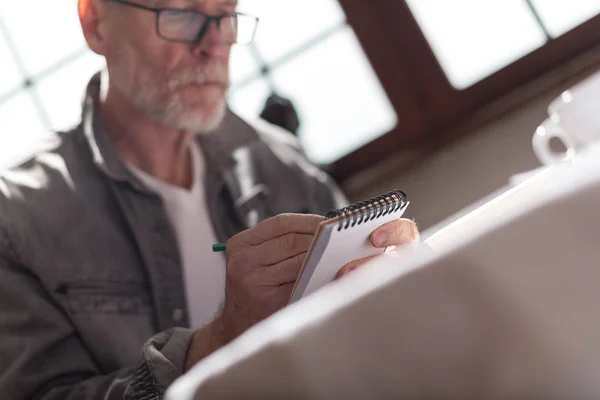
left=190, top=19, right=231, bottom=60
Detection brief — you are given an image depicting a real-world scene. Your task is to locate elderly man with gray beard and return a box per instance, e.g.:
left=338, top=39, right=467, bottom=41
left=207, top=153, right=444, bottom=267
left=0, top=0, right=419, bottom=399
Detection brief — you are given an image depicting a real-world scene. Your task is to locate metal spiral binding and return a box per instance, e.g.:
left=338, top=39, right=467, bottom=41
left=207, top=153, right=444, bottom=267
left=325, top=189, right=408, bottom=232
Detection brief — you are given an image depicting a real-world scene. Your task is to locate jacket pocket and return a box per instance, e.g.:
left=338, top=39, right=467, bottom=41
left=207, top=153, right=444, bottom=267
left=55, top=281, right=153, bottom=315
left=54, top=281, right=155, bottom=371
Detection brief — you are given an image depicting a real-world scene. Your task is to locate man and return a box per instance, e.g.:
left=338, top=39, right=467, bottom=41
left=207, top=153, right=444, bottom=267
left=0, top=0, right=418, bottom=399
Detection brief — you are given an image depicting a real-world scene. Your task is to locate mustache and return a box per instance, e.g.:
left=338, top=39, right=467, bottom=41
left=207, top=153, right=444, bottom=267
left=168, top=64, right=230, bottom=90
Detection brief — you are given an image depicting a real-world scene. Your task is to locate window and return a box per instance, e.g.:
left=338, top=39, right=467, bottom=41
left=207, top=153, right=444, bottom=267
left=1, top=1, right=87, bottom=75
left=0, top=28, right=22, bottom=98
left=530, top=0, right=600, bottom=37
left=0, top=2, right=103, bottom=166
left=405, top=0, right=600, bottom=89
left=228, top=0, right=396, bottom=165
left=0, top=93, right=48, bottom=165
left=265, top=26, right=396, bottom=164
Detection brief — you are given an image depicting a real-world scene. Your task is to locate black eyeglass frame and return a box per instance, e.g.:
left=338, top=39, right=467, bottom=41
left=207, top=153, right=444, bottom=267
left=103, top=0, right=259, bottom=45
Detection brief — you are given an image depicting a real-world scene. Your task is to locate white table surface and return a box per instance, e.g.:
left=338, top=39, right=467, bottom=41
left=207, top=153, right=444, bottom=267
left=423, top=165, right=555, bottom=252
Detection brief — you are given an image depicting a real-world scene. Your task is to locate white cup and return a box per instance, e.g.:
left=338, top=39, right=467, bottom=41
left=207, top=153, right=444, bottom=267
left=532, top=118, right=576, bottom=165
left=533, top=71, right=600, bottom=165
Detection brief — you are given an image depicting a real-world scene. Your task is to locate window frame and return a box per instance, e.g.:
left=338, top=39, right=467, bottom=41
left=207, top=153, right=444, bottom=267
left=331, top=0, right=600, bottom=181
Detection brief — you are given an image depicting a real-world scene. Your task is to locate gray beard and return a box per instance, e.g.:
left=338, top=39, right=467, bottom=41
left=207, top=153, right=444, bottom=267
left=108, top=48, right=228, bottom=135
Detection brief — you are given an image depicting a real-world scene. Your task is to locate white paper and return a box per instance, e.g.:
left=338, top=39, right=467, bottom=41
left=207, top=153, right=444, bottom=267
left=291, top=202, right=409, bottom=301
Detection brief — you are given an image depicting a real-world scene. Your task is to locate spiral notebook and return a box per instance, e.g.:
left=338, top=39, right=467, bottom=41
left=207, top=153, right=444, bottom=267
left=290, top=190, right=409, bottom=303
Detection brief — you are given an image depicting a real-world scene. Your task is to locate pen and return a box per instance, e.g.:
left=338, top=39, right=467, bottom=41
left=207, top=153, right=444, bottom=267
left=212, top=243, right=227, bottom=252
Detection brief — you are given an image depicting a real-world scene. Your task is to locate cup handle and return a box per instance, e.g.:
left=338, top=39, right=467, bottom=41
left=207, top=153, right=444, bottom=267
left=532, top=119, right=576, bottom=165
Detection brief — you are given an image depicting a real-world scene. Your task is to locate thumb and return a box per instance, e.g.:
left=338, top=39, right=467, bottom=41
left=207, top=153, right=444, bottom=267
left=336, top=256, right=377, bottom=280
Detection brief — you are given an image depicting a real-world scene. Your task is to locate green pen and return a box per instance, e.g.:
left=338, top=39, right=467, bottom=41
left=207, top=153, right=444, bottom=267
left=212, top=243, right=227, bottom=253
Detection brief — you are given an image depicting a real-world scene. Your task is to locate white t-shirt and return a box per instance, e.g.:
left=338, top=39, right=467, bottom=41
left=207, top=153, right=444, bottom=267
left=129, top=142, right=226, bottom=329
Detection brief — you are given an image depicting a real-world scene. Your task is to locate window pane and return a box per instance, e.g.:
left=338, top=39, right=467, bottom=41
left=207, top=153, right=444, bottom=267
left=270, top=27, right=397, bottom=165
left=0, top=29, right=23, bottom=97
left=230, top=45, right=260, bottom=86
left=36, top=52, right=105, bottom=132
left=0, top=1, right=85, bottom=75
left=0, top=92, right=49, bottom=167
left=530, top=0, right=600, bottom=37
left=227, top=78, right=270, bottom=122
left=237, top=0, right=346, bottom=63
left=406, top=0, right=548, bottom=89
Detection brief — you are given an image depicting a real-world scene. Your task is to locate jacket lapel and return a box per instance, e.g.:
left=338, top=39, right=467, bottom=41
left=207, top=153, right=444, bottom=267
left=197, top=111, right=274, bottom=241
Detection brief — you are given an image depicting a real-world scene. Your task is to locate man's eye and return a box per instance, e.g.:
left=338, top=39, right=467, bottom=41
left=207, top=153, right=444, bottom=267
left=163, top=10, right=185, bottom=18
left=162, top=10, right=200, bottom=21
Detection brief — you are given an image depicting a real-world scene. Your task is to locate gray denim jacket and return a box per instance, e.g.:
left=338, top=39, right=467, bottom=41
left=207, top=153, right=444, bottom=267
left=0, top=75, right=346, bottom=399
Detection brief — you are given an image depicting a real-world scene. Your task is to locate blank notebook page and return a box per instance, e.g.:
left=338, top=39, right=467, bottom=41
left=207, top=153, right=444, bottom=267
left=290, top=200, right=408, bottom=302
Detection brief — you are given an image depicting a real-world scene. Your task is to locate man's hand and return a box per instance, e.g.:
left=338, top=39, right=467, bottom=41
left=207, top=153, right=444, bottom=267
left=185, top=215, right=419, bottom=370
left=336, top=218, right=420, bottom=279
left=220, top=213, right=325, bottom=340
left=185, top=213, right=323, bottom=370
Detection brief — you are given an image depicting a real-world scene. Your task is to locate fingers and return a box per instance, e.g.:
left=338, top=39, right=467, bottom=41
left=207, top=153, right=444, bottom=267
left=263, top=252, right=307, bottom=285
left=230, top=214, right=324, bottom=247
left=268, top=282, right=297, bottom=311
left=234, top=253, right=306, bottom=289
left=337, top=219, right=420, bottom=280
left=336, top=256, right=377, bottom=279
left=246, top=233, right=314, bottom=266
left=370, top=218, right=419, bottom=248
left=277, top=282, right=296, bottom=301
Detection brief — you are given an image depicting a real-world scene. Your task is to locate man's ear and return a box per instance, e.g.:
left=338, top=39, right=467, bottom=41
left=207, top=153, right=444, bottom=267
left=78, top=0, right=90, bottom=19
left=79, top=0, right=107, bottom=56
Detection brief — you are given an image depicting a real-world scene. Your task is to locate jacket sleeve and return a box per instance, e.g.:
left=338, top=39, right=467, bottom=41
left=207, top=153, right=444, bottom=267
left=0, top=254, right=194, bottom=400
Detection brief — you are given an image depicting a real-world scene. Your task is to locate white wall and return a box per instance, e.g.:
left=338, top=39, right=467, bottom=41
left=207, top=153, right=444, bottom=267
left=345, top=65, right=600, bottom=231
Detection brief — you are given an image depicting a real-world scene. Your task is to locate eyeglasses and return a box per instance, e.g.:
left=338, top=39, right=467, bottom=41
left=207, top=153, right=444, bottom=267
left=103, top=0, right=259, bottom=45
